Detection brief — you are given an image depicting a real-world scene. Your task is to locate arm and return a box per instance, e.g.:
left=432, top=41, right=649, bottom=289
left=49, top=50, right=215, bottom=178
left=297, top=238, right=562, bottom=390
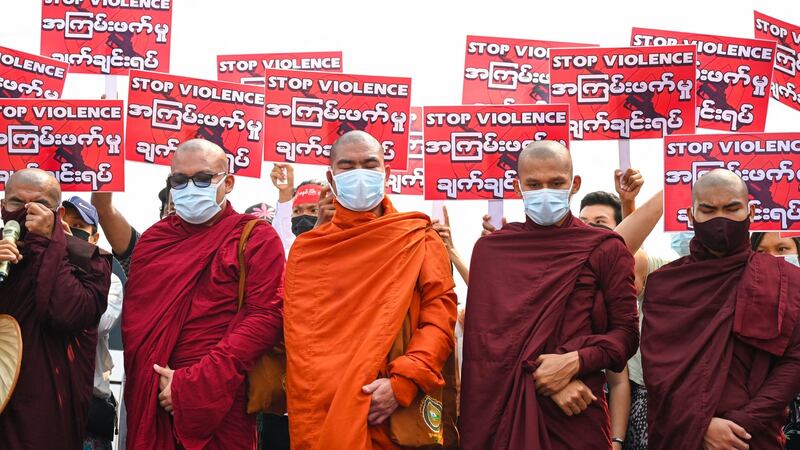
left=387, top=229, right=458, bottom=406
left=615, top=168, right=644, bottom=219
left=721, top=322, right=800, bottom=435
left=91, top=192, right=135, bottom=257
left=170, top=226, right=285, bottom=442
left=614, top=190, right=663, bottom=255
left=607, top=367, right=631, bottom=450
left=432, top=205, right=469, bottom=284
left=576, top=238, right=640, bottom=376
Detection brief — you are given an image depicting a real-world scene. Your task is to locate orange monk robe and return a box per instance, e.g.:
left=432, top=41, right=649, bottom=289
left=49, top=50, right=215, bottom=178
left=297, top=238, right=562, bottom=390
left=284, top=197, right=457, bottom=450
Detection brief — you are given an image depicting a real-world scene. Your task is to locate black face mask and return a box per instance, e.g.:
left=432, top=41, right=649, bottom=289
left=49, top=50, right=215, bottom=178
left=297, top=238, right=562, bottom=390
left=292, top=215, right=317, bottom=236
left=692, top=215, right=751, bottom=254
left=70, top=227, right=92, bottom=242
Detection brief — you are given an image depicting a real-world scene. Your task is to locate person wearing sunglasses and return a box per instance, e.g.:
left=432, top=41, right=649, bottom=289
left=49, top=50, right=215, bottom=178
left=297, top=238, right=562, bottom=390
left=122, top=139, right=285, bottom=450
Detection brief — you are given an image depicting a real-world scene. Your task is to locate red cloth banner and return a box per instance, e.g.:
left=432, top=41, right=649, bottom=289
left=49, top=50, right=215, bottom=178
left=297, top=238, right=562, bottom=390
left=126, top=70, right=265, bottom=178
left=40, top=0, right=172, bottom=75
left=754, top=11, right=800, bottom=112
left=0, top=99, right=125, bottom=191
left=0, top=46, right=69, bottom=99
left=632, top=27, right=776, bottom=132
left=217, top=51, right=343, bottom=85
left=664, top=132, right=800, bottom=231
left=423, top=104, right=570, bottom=200
left=262, top=69, right=411, bottom=169
left=462, top=35, right=592, bottom=105
left=549, top=45, right=697, bottom=140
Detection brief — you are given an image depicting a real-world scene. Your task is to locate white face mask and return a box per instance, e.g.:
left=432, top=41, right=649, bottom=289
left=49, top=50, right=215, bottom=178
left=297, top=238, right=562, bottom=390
left=171, top=176, right=226, bottom=224
left=520, top=181, right=572, bottom=226
left=782, top=255, right=800, bottom=267
left=670, top=231, right=694, bottom=257
left=332, top=169, right=385, bottom=212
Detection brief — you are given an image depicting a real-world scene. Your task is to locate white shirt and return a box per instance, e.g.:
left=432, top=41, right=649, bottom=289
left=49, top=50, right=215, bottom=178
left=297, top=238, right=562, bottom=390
left=94, top=272, right=123, bottom=399
left=273, top=200, right=296, bottom=259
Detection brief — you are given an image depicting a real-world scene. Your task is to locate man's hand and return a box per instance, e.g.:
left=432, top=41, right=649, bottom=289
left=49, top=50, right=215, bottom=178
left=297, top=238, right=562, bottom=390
left=315, top=186, right=335, bottom=228
left=533, top=352, right=580, bottom=396
left=154, top=364, right=175, bottom=415
left=362, top=378, right=399, bottom=426
left=432, top=206, right=455, bottom=251
left=614, top=168, right=644, bottom=202
left=481, top=215, right=507, bottom=236
left=703, top=418, right=750, bottom=450
left=0, top=239, right=21, bottom=265
left=25, top=203, right=55, bottom=239
left=550, top=379, right=596, bottom=416
left=270, top=163, right=295, bottom=203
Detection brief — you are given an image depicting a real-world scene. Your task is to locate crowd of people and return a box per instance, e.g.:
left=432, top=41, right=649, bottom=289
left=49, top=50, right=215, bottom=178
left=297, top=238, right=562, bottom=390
left=1, top=132, right=799, bottom=450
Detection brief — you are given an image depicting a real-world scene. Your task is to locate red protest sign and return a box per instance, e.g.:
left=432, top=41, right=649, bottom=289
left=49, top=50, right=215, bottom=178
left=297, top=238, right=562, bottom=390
left=549, top=45, right=696, bottom=140
left=40, top=0, right=172, bottom=75
left=126, top=70, right=264, bottom=177
left=632, top=28, right=776, bottom=132
left=0, top=99, right=124, bottom=191
left=754, top=11, right=800, bottom=112
left=388, top=107, right=423, bottom=196
left=263, top=69, right=411, bottom=169
left=217, top=51, right=343, bottom=85
left=664, top=133, right=800, bottom=231
left=462, top=35, right=593, bottom=105
left=0, top=46, right=69, bottom=99
left=423, top=104, right=569, bottom=201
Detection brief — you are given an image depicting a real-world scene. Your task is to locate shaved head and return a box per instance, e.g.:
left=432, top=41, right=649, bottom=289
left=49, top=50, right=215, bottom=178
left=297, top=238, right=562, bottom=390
left=5, top=168, right=61, bottom=207
left=518, top=140, right=573, bottom=178
left=171, top=138, right=228, bottom=173
left=330, top=130, right=383, bottom=167
left=693, top=169, right=749, bottom=204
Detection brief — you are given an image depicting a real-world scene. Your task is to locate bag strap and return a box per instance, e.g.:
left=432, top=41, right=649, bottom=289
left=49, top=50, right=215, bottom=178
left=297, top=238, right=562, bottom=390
left=237, top=219, right=262, bottom=311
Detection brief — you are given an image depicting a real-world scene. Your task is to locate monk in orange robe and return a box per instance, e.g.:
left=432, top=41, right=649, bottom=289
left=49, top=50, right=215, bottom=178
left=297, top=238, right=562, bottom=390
left=284, top=130, right=457, bottom=450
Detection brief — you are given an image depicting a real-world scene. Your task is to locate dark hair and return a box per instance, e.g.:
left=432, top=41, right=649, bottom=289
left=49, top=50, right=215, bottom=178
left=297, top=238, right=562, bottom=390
left=750, top=232, right=800, bottom=253
left=580, top=191, right=622, bottom=226
left=293, top=179, right=326, bottom=196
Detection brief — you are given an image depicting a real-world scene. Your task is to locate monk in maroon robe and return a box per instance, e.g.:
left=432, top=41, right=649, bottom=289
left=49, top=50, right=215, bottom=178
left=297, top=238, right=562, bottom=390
left=461, top=141, right=639, bottom=450
left=123, top=139, right=285, bottom=450
left=642, top=169, right=800, bottom=450
left=0, top=169, right=111, bottom=450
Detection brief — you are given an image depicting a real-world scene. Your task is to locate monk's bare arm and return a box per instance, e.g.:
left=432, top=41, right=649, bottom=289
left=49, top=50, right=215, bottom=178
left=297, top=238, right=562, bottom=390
left=91, top=192, right=135, bottom=256
left=387, top=229, right=458, bottom=406
left=614, top=190, right=663, bottom=255
left=721, top=321, right=800, bottom=435
left=577, top=238, right=639, bottom=376
left=28, top=229, right=111, bottom=331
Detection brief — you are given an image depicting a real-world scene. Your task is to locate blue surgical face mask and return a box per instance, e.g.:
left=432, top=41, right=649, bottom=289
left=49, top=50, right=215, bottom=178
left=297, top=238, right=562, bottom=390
left=670, top=231, right=694, bottom=257
left=520, top=182, right=572, bottom=226
left=332, top=169, right=385, bottom=212
left=171, top=176, right=226, bottom=224
left=783, top=255, right=800, bottom=267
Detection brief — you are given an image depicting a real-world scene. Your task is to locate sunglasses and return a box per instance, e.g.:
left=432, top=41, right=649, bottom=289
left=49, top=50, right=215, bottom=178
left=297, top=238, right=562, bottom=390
left=167, top=172, right=227, bottom=190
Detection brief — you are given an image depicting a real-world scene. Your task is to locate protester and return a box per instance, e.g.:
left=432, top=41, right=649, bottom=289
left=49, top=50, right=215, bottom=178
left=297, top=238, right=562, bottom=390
left=122, top=139, right=285, bottom=449
left=62, top=196, right=125, bottom=450
left=269, top=163, right=325, bottom=257
left=642, top=169, right=800, bottom=449
left=283, top=130, right=457, bottom=449
left=0, top=169, right=112, bottom=450
left=461, top=141, right=639, bottom=449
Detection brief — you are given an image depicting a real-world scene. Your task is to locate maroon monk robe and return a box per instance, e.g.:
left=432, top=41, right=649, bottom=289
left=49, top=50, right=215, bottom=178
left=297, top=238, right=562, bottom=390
left=0, top=223, right=111, bottom=450
left=461, top=214, right=639, bottom=450
left=123, top=203, right=284, bottom=450
left=642, top=239, right=800, bottom=450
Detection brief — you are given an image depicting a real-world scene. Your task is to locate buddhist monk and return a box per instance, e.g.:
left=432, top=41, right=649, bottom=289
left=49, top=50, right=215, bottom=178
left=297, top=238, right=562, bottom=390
left=642, top=169, right=800, bottom=450
left=122, top=139, right=285, bottom=450
left=0, top=169, right=112, bottom=450
left=461, top=140, right=639, bottom=450
left=284, top=130, right=457, bottom=450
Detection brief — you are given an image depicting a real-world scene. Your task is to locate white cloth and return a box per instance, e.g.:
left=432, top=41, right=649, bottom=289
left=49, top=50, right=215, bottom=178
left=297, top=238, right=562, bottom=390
left=94, top=272, right=123, bottom=399
left=273, top=200, right=295, bottom=259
